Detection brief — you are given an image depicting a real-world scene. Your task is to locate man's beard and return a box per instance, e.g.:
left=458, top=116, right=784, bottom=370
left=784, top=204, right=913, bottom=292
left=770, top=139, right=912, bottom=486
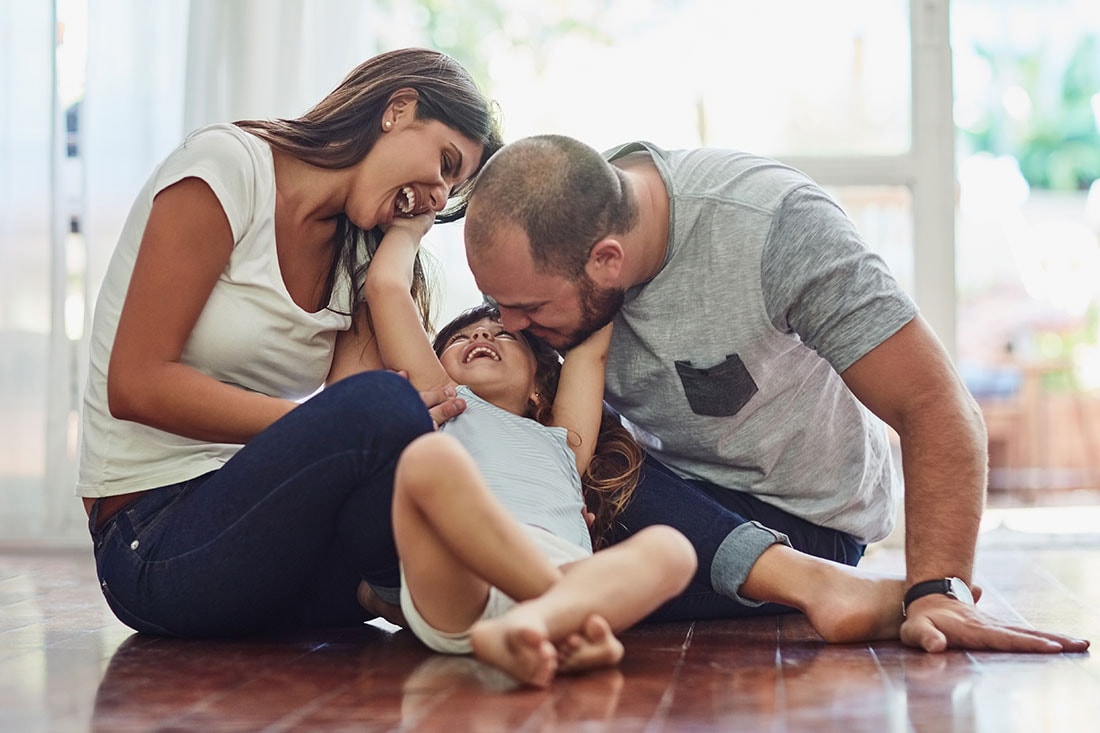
left=553, top=275, right=625, bottom=351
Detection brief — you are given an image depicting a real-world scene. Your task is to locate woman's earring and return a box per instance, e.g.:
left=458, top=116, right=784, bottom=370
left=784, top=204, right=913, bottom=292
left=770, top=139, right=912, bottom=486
left=383, top=120, right=393, bottom=131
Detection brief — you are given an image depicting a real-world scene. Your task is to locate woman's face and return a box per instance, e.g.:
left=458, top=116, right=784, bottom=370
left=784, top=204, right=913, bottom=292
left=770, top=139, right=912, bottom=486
left=438, top=317, right=539, bottom=415
left=349, top=101, right=484, bottom=230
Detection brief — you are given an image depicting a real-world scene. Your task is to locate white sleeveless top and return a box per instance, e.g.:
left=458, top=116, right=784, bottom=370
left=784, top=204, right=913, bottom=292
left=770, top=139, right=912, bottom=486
left=77, top=124, right=356, bottom=498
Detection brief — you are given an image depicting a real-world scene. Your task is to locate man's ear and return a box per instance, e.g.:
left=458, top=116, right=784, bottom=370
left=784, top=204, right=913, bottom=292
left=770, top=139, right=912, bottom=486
left=586, top=238, right=624, bottom=286
left=383, top=88, right=420, bottom=127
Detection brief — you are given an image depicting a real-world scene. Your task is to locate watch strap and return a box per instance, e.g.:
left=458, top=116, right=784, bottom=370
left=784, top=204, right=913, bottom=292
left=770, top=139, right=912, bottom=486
left=902, top=578, right=974, bottom=617
left=903, top=579, right=954, bottom=611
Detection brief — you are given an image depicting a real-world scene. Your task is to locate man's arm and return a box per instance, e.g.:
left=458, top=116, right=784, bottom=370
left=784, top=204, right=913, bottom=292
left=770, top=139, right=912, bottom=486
left=843, top=315, right=1088, bottom=653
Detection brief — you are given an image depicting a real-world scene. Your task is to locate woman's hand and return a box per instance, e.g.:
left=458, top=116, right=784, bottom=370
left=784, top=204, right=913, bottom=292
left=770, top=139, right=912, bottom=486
left=393, top=371, right=466, bottom=428
left=421, top=384, right=466, bottom=428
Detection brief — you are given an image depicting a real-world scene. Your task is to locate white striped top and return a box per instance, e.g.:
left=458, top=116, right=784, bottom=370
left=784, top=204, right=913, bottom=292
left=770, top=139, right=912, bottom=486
left=441, top=386, right=593, bottom=553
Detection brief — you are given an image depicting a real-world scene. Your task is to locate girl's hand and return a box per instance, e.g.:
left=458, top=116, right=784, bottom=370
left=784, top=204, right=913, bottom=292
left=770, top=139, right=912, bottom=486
left=383, top=211, right=435, bottom=241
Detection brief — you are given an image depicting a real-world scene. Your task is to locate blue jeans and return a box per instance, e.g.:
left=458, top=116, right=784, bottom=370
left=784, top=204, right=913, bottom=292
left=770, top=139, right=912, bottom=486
left=88, top=371, right=432, bottom=637
left=607, top=454, right=866, bottom=622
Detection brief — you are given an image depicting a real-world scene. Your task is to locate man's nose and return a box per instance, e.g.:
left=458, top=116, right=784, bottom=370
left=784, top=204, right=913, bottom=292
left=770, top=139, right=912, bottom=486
left=497, top=309, right=528, bottom=332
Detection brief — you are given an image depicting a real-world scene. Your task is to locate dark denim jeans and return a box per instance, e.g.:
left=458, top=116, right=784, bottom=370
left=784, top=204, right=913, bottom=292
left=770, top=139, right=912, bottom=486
left=608, top=454, right=866, bottom=622
left=88, top=371, right=432, bottom=637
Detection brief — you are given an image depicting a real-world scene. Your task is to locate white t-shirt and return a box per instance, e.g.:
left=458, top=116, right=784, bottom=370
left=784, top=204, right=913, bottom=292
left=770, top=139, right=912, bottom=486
left=77, top=124, right=357, bottom=498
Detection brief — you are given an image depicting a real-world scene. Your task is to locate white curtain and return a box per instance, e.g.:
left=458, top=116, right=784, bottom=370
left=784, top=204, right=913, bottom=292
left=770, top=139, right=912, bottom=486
left=1, top=0, right=392, bottom=543
left=0, top=3, right=57, bottom=540
left=183, top=0, right=383, bottom=133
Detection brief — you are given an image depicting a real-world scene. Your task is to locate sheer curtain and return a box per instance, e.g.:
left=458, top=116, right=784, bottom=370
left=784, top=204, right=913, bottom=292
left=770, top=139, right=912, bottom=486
left=1, top=0, right=388, bottom=543
left=0, top=3, right=57, bottom=540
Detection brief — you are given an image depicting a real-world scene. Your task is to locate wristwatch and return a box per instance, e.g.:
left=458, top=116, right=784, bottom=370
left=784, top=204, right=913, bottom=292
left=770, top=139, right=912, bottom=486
left=902, top=577, right=975, bottom=617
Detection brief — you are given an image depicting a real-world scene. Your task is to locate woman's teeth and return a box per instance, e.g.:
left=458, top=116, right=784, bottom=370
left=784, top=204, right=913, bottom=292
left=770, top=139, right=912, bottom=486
left=396, top=186, right=416, bottom=214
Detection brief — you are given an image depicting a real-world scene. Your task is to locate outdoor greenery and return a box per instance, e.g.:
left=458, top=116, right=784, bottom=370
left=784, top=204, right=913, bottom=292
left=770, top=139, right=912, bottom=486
left=377, top=0, right=628, bottom=90
left=961, top=34, right=1100, bottom=191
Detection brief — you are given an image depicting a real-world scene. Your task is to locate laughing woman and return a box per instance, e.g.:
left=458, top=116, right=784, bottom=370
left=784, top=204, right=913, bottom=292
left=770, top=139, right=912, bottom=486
left=77, top=48, right=502, bottom=637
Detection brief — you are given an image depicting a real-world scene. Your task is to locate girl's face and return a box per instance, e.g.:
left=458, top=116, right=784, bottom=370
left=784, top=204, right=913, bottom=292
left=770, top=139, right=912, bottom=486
left=349, top=99, right=483, bottom=230
left=438, top=317, right=539, bottom=416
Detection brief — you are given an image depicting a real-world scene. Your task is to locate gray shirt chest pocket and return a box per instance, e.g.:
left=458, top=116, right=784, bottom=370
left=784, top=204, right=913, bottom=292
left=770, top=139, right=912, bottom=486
left=674, top=354, right=758, bottom=417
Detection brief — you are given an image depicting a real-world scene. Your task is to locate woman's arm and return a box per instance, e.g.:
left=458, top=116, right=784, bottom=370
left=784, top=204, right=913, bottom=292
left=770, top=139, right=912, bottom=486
left=107, top=177, right=297, bottom=443
left=362, top=216, right=454, bottom=393
left=548, top=323, right=613, bottom=475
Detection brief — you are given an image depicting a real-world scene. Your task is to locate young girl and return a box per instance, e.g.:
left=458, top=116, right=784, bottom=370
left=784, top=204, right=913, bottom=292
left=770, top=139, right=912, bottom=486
left=364, top=223, right=697, bottom=688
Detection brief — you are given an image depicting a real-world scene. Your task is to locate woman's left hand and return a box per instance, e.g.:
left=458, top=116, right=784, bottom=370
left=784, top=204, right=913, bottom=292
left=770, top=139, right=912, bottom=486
left=392, top=371, right=466, bottom=428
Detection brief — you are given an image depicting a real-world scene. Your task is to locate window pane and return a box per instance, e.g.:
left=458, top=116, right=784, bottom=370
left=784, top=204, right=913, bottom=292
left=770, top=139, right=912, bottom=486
left=829, top=186, right=914, bottom=297
left=953, top=0, right=1100, bottom=494
left=484, top=0, right=912, bottom=156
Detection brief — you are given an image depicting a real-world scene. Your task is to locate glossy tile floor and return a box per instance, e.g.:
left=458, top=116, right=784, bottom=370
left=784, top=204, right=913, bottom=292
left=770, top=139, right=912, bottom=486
left=2, top=519, right=1098, bottom=732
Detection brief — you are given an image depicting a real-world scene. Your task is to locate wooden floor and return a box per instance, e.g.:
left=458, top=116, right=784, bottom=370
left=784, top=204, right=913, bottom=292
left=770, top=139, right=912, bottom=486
left=2, top=514, right=1098, bottom=732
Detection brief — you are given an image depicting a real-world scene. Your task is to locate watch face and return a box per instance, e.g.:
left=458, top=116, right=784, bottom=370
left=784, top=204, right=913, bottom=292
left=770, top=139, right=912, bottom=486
left=948, top=577, right=975, bottom=605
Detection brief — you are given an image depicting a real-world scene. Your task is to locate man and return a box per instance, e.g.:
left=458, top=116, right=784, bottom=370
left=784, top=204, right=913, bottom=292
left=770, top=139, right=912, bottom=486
left=462, top=134, right=1088, bottom=653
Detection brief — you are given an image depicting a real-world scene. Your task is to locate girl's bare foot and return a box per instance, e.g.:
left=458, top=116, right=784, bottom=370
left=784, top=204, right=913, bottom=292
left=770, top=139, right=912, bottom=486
left=470, top=614, right=558, bottom=688
left=557, top=614, right=624, bottom=673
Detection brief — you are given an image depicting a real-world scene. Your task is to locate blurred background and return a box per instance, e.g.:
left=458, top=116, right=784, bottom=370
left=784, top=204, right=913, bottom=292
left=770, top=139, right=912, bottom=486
left=2, top=0, right=1098, bottom=543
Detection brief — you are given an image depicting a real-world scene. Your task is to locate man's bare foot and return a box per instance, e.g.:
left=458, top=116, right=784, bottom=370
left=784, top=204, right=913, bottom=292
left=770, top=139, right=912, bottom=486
left=557, top=614, right=624, bottom=673
left=803, top=570, right=906, bottom=643
left=356, top=581, right=407, bottom=628
left=470, top=614, right=558, bottom=688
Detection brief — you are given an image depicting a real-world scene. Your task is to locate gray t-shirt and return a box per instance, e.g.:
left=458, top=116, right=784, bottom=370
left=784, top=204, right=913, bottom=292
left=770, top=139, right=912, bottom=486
left=602, top=142, right=917, bottom=543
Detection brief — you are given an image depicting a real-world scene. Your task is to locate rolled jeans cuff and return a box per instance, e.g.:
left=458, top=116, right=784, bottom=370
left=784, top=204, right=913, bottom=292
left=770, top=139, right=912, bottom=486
left=710, top=521, right=791, bottom=607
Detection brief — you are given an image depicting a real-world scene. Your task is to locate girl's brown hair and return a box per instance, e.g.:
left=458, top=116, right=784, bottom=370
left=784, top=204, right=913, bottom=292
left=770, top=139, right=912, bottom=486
left=236, top=48, right=503, bottom=325
left=433, top=304, right=642, bottom=548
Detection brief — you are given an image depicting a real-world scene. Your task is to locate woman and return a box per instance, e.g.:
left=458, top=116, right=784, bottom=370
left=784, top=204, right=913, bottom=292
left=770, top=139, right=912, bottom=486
left=77, top=48, right=503, bottom=637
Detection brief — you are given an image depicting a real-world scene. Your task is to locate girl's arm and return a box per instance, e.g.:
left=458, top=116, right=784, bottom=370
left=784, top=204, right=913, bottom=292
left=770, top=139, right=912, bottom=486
left=327, top=303, right=385, bottom=385
left=108, top=177, right=298, bottom=443
left=361, top=216, right=455, bottom=393
left=548, top=323, right=613, bottom=475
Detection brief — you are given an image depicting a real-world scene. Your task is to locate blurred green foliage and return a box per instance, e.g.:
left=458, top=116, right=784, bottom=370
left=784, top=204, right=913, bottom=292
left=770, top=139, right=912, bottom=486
left=961, top=34, right=1100, bottom=190
left=375, top=0, right=622, bottom=91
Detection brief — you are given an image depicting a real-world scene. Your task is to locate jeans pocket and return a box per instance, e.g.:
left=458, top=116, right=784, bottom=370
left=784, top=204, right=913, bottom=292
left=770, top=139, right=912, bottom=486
left=675, top=354, right=758, bottom=417
left=99, top=571, right=176, bottom=636
left=118, top=476, right=214, bottom=559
